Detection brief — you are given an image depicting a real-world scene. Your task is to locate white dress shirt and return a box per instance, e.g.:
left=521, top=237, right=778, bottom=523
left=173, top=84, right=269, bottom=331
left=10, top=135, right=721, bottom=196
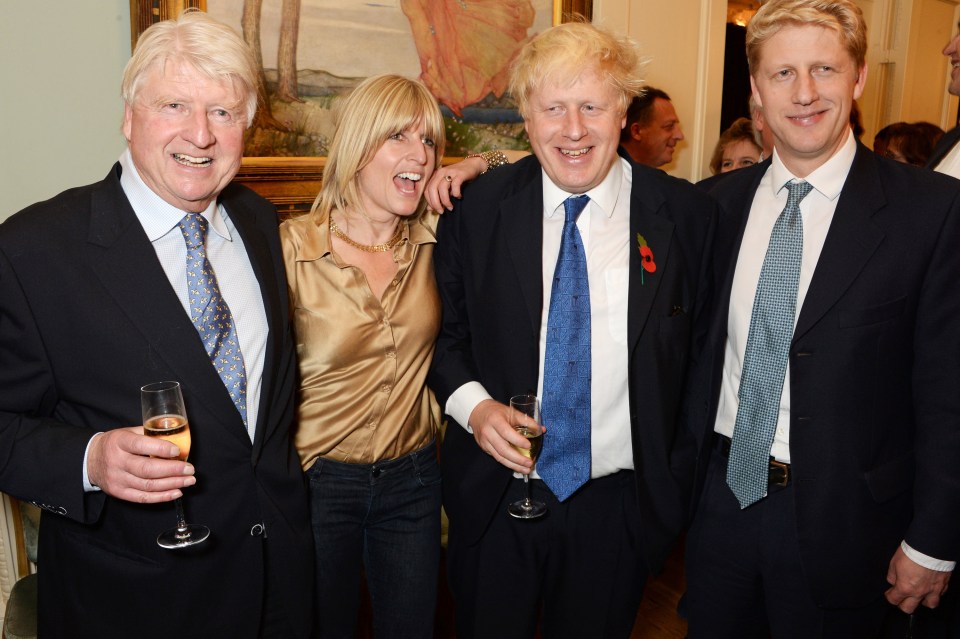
left=445, top=157, right=635, bottom=479
left=713, top=132, right=854, bottom=463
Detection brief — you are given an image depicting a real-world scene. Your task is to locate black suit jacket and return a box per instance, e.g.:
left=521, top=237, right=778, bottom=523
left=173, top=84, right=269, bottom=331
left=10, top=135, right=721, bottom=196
left=429, top=155, right=715, bottom=574
left=926, top=124, right=960, bottom=169
left=687, top=145, right=960, bottom=607
left=0, top=164, right=312, bottom=638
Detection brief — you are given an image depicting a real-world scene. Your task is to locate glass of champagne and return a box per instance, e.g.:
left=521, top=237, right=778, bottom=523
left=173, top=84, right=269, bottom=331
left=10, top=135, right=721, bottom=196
left=507, top=394, right=547, bottom=519
left=141, top=381, right=210, bottom=549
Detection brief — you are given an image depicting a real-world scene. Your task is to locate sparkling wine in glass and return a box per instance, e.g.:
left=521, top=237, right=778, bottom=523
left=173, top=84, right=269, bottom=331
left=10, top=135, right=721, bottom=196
left=141, top=381, right=210, bottom=549
left=507, top=394, right=547, bottom=519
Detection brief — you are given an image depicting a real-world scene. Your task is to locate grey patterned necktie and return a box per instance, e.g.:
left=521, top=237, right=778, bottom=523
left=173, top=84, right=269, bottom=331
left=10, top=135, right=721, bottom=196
left=726, top=180, right=813, bottom=508
left=178, top=213, right=249, bottom=435
left=538, top=195, right=592, bottom=502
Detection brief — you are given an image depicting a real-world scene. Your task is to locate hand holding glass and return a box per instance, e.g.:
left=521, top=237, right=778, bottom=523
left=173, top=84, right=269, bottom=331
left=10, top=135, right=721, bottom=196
left=507, top=394, right=547, bottom=519
left=141, top=381, right=210, bottom=549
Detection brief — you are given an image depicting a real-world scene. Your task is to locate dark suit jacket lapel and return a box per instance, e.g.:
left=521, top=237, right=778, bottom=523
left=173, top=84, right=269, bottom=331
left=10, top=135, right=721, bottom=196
left=218, top=188, right=284, bottom=451
left=627, top=171, right=674, bottom=350
left=926, top=125, right=960, bottom=169
left=502, top=173, right=545, bottom=336
left=793, top=146, right=885, bottom=340
left=85, top=167, right=251, bottom=446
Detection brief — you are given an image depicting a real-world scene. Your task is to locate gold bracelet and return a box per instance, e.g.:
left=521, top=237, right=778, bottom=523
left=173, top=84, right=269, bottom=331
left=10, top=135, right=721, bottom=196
left=466, top=149, right=509, bottom=174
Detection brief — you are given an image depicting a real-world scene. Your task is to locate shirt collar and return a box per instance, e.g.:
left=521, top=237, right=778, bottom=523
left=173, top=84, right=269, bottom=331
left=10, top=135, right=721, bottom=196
left=769, top=129, right=856, bottom=202
left=292, top=208, right=432, bottom=263
left=118, top=148, right=234, bottom=242
left=542, top=157, right=623, bottom=219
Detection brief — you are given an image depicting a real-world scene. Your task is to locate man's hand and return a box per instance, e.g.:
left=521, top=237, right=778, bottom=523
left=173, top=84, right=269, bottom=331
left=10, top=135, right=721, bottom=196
left=468, top=399, right=543, bottom=474
left=87, top=427, right=196, bottom=504
left=885, top=545, right=952, bottom=613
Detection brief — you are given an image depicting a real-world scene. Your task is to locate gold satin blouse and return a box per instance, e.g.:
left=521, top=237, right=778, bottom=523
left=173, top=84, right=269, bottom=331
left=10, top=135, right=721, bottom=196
left=280, top=209, right=442, bottom=469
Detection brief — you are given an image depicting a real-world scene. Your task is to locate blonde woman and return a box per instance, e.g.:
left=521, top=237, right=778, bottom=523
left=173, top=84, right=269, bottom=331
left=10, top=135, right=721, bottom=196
left=281, top=74, right=445, bottom=639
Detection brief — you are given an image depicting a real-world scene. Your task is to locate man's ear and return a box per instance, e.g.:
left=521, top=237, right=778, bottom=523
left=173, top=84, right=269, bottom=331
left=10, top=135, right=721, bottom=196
left=630, top=122, right=643, bottom=142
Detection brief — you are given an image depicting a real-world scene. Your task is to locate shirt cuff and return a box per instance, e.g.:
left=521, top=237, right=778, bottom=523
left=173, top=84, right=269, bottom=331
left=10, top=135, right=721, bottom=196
left=445, top=381, right=493, bottom=434
left=902, top=541, right=955, bottom=572
left=83, top=433, right=104, bottom=493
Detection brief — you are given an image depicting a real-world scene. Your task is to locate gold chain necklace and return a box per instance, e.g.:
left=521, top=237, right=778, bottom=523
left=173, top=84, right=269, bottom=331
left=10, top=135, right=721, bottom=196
left=329, top=217, right=403, bottom=253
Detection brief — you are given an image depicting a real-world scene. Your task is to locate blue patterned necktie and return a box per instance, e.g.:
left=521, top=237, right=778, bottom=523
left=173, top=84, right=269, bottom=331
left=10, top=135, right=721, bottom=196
left=178, top=213, right=249, bottom=434
left=726, top=180, right=813, bottom=508
left=539, top=195, right=592, bottom=502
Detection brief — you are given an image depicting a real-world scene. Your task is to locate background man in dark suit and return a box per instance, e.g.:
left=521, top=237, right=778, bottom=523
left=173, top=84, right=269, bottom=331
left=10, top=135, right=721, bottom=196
left=429, top=21, right=714, bottom=639
left=927, top=21, right=960, bottom=176
left=619, top=87, right=686, bottom=168
left=0, top=11, right=312, bottom=638
left=684, top=0, right=960, bottom=636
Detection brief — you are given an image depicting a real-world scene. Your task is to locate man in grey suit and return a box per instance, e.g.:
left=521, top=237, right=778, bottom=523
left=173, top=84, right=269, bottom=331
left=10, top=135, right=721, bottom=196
left=0, top=11, right=311, bottom=638
left=684, top=1, right=960, bottom=636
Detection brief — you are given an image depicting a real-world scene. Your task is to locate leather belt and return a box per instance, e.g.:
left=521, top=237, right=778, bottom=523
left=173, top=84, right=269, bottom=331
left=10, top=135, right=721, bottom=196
left=716, top=434, right=791, bottom=487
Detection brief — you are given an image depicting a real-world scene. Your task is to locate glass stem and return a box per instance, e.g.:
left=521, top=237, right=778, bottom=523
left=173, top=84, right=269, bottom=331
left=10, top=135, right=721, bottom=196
left=173, top=497, right=191, bottom=538
left=523, top=474, right=532, bottom=507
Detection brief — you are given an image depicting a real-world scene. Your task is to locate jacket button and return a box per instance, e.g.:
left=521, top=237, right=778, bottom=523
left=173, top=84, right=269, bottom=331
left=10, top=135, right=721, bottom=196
left=250, top=523, right=265, bottom=537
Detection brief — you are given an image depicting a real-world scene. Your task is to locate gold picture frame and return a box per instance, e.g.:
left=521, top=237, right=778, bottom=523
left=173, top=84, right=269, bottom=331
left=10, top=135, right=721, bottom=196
left=130, top=0, right=592, bottom=216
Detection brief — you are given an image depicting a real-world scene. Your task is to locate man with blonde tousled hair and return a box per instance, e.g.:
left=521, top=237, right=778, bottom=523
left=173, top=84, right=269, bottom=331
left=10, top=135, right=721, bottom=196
left=0, top=10, right=312, bottom=638
left=429, top=20, right=715, bottom=639
left=684, top=0, right=960, bottom=636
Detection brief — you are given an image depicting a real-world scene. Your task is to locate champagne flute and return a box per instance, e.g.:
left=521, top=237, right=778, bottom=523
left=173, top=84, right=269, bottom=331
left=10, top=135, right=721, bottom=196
left=507, top=394, right=547, bottom=519
left=141, top=381, right=210, bottom=549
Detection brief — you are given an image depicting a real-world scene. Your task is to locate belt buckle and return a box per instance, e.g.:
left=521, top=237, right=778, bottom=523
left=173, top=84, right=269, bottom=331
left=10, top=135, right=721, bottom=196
left=768, top=459, right=790, bottom=486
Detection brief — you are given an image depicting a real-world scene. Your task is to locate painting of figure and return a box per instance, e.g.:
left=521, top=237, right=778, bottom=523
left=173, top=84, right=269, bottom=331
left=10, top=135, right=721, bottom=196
left=206, top=0, right=555, bottom=156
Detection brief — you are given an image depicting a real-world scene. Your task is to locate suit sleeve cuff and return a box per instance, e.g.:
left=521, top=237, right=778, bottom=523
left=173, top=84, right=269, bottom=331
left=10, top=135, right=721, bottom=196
left=445, top=382, right=492, bottom=434
left=901, top=541, right=955, bottom=572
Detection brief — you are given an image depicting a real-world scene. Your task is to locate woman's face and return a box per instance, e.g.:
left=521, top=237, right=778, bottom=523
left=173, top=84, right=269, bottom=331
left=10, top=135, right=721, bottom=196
left=720, top=138, right=762, bottom=173
left=356, top=121, right=437, bottom=221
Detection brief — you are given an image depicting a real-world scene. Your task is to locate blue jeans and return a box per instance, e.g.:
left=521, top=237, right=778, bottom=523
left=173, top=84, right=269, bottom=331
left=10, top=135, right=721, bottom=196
left=307, top=440, right=441, bottom=639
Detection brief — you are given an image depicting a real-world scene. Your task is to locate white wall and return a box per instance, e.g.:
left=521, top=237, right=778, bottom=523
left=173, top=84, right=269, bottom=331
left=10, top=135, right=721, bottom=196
left=0, top=2, right=131, bottom=223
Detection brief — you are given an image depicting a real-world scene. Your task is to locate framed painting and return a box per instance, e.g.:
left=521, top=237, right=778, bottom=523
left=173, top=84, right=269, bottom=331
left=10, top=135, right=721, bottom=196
left=130, top=0, right=592, bottom=215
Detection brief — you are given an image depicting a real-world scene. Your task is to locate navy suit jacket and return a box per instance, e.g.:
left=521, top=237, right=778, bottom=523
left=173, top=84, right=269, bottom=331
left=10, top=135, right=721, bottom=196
left=687, top=145, right=960, bottom=607
left=429, top=155, right=715, bottom=574
left=0, top=164, right=313, bottom=638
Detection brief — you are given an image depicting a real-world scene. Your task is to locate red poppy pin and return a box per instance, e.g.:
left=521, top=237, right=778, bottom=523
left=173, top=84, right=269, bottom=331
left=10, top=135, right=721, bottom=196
left=637, top=233, right=656, bottom=284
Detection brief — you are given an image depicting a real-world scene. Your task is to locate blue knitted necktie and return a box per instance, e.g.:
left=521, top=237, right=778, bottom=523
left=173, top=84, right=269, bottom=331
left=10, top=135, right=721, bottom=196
left=726, top=181, right=813, bottom=508
left=178, top=213, right=249, bottom=435
left=539, top=195, right=592, bottom=502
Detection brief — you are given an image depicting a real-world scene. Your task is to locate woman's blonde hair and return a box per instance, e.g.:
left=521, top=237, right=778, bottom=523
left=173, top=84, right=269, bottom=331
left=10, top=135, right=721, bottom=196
left=122, top=9, right=259, bottom=127
left=508, top=20, right=645, bottom=119
left=746, top=0, right=867, bottom=73
left=311, top=74, right=445, bottom=223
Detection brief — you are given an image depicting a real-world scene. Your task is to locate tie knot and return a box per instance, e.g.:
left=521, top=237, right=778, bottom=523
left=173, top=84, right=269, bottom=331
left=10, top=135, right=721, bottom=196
left=563, top=195, right=590, bottom=224
left=785, top=180, right=813, bottom=207
left=178, top=213, right=209, bottom=250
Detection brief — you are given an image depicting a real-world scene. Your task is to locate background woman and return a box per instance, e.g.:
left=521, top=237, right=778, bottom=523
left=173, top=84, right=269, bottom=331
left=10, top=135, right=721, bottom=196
left=281, top=74, right=445, bottom=639
left=709, top=117, right=762, bottom=174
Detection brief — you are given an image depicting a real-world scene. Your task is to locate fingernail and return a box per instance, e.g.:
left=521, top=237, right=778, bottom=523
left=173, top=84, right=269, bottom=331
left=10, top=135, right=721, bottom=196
left=182, top=464, right=195, bottom=476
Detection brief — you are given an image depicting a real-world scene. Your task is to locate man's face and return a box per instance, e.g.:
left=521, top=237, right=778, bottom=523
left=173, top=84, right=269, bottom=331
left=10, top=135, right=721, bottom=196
left=524, top=69, right=625, bottom=194
left=629, top=98, right=685, bottom=167
left=123, top=61, right=246, bottom=213
left=943, top=23, right=960, bottom=96
left=751, top=24, right=866, bottom=177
